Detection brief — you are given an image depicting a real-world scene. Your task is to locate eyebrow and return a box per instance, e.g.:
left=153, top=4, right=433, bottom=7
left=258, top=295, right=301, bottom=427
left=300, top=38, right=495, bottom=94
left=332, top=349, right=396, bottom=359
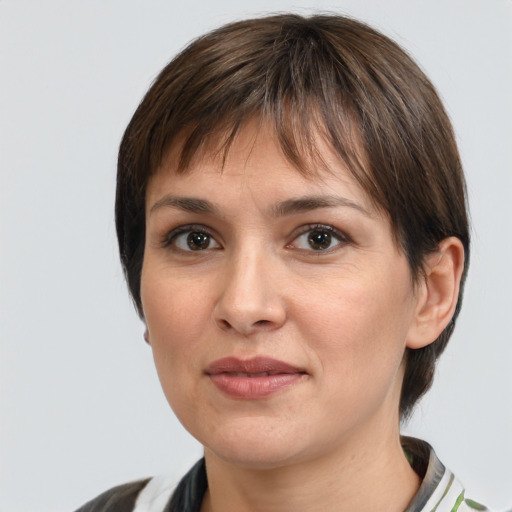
left=270, top=195, right=372, bottom=217
left=149, top=194, right=371, bottom=217
left=150, top=196, right=217, bottom=215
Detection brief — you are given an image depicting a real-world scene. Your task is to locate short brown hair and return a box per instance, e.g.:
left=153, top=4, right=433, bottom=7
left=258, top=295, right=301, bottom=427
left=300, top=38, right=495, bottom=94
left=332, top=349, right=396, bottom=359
left=116, top=13, right=470, bottom=419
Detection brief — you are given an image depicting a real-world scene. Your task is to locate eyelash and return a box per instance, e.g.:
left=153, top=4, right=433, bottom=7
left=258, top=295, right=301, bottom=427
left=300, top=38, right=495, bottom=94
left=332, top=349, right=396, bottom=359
left=160, top=223, right=351, bottom=254
left=287, top=224, right=351, bottom=253
left=160, top=224, right=219, bottom=252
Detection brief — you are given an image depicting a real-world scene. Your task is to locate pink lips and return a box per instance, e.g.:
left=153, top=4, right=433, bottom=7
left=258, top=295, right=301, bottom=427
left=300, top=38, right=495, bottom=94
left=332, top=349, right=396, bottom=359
left=205, top=357, right=307, bottom=399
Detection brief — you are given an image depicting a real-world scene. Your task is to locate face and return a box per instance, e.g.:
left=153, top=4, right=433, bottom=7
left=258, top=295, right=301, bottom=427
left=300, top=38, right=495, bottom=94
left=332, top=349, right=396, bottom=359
left=141, top=124, right=420, bottom=470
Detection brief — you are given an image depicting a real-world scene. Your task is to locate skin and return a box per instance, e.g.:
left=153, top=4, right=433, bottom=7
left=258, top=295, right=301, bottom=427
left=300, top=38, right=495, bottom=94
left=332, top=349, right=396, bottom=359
left=141, top=123, right=464, bottom=512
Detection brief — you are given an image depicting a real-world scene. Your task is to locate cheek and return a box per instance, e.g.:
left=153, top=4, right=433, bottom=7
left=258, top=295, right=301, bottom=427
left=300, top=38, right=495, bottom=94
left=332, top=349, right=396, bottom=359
left=294, top=271, right=414, bottom=384
left=141, top=270, right=214, bottom=397
left=142, top=265, right=212, bottom=340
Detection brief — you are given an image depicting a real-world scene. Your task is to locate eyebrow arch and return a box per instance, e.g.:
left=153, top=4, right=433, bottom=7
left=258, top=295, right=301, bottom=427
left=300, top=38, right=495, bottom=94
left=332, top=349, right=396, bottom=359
left=149, top=194, right=371, bottom=218
left=149, top=195, right=217, bottom=215
left=270, top=195, right=372, bottom=217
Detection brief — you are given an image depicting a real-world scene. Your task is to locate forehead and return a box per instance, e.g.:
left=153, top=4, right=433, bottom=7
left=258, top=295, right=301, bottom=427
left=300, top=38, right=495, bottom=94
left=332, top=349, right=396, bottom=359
left=148, top=121, right=374, bottom=213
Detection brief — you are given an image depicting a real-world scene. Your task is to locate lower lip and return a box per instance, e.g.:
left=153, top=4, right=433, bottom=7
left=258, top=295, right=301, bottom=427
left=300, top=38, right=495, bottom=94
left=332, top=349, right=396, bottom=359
left=208, top=373, right=305, bottom=399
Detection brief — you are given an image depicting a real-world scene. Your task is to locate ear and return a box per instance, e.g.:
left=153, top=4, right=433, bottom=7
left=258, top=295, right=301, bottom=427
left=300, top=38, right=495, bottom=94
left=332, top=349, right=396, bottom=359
left=406, top=237, right=465, bottom=349
left=143, top=328, right=151, bottom=345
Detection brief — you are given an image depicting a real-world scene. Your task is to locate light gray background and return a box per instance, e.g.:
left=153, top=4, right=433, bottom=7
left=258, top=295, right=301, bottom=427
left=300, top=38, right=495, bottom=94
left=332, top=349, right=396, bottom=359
left=1, top=1, right=511, bottom=511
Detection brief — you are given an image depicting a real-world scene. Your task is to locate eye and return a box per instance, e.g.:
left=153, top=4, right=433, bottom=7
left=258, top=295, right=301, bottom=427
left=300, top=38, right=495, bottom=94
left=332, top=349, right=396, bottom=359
left=290, top=225, right=348, bottom=252
left=164, top=226, right=221, bottom=252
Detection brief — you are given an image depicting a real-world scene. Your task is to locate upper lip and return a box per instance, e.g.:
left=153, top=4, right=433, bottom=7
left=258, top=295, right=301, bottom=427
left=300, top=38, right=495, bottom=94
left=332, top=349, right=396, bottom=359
left=205, top=356, right=306, bottom=376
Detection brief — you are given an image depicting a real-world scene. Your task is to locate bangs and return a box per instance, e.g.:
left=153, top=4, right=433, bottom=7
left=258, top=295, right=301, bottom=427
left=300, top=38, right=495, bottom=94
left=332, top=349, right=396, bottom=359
left=170, top=100, right=365, bottom=182
left=127, top=15, right=381, bottom=207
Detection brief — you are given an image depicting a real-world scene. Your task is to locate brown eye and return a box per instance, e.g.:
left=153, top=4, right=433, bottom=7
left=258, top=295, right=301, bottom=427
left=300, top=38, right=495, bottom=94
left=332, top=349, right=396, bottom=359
left=169, top=228, right=221, bottom=252
left=187, top=232, right=211, bottom=250
left=307, top=230, right=332, bottom=250
left=291, top=225, right=348, bottom=252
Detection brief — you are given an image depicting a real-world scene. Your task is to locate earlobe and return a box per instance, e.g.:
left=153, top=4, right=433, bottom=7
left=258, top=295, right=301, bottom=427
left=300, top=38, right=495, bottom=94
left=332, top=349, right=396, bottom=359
left=406, top=237, right=465, bottom=350
left=144, top=328, right=151, bottom=345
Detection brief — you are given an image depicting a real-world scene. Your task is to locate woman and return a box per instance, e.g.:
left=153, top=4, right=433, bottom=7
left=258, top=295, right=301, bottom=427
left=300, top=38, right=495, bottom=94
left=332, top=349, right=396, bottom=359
left=76, top=13, right=491, bottom=512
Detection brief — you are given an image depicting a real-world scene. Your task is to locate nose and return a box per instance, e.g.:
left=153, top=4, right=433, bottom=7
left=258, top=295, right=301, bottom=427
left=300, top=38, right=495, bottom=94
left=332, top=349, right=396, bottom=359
left=213, top=250, right=287, bottom=336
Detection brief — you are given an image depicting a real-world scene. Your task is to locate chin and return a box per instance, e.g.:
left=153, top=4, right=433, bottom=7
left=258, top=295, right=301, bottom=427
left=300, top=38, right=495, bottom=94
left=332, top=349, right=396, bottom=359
left=206, top=443, right=306, bottom=471
left=198, top=418, right=312, bottom=470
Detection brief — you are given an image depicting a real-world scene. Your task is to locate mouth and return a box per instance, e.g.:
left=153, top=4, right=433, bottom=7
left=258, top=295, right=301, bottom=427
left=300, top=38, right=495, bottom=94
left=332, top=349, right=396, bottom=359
left=205, top=356, right=307, bottom=399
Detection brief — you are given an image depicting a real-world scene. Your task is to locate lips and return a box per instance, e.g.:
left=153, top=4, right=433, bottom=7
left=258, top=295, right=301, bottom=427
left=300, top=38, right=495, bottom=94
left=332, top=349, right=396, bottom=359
left=205, top=357, right=307, bottom=399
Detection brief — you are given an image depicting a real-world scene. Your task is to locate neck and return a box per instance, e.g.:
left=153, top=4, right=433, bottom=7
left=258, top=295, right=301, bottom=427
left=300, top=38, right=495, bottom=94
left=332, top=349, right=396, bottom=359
left=201, top=421, right=420, bottom=512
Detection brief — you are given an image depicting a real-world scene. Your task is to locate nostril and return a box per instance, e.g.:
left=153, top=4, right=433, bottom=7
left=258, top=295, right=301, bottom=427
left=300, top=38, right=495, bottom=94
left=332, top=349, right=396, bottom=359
left=217, top=319, right=232, bottom=330
left=215, top=317, right=276, bottom=333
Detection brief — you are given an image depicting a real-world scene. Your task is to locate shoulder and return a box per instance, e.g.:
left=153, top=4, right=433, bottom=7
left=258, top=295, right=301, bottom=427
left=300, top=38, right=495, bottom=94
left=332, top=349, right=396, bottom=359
left=72, top=460, right=205, bottom=512
left=73, top=479, right=150, bottom=512
left=401, top=437, right=496, bottom=512
left=74, top=473, right=180, bottom=512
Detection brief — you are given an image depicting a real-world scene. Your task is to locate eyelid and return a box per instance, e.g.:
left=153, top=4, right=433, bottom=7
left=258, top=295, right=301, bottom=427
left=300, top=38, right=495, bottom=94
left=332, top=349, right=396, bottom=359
left=287, top=224, right=351, bottom=251
left=160, top=224, right=221, bottom=250
left=158, top=222, right=350, bottom=252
